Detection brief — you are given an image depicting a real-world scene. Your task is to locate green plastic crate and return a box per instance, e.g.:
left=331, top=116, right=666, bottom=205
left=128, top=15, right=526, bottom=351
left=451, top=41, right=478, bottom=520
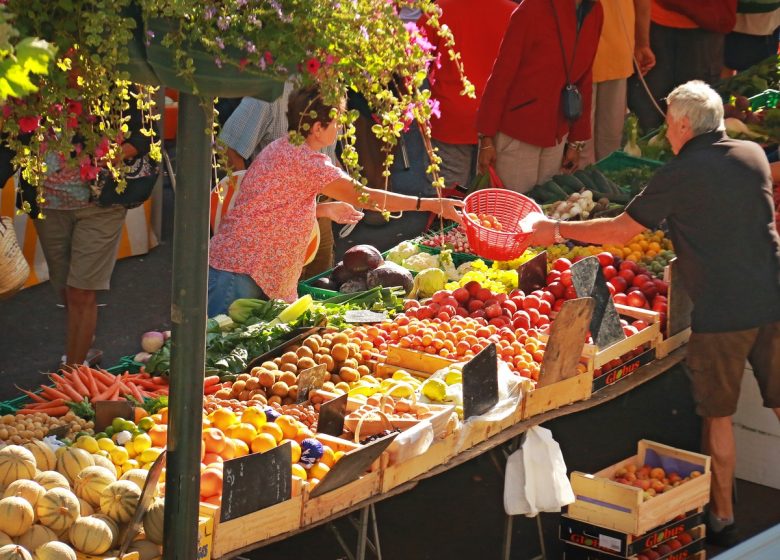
left=749, top=89, right=779, bottom=111
left=594, top=151, right=664, bottom=172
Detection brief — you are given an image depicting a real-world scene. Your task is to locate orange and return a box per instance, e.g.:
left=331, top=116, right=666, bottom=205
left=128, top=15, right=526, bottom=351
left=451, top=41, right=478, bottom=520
left=149, top=413, right=163, bottom=425
left=291, top=463, right=307, bottom=480
left=293, top=427, right=315, bottom=444
left=209, top=408, right=238, bottom=432
left=232, top=439, right=250, bottom=458
left=308, top=462, right=330, bottom=481
left=200, top=468, right=223, bottom=498
left=134, top=407, right=149, bottom=423
left=221, top=438, right=237, bottom=460
left=202, top=453, right=224, bottom=467
left=279, top=439, right=301, bottom=463
left=204, top=495, right=222, bottom=506
left=320, top=446, right=335, bottom=468
left=275, top=415, right=301, bottom=440
left=148, top=424, right=168, bottom=447
left=260, top=422, right=284, bottom=443
left=250, top=433, right=277, bottom=453
left=241, top=406, right=267, bottom=430
left=203, top=427, right=227, bottom=454
left=159, top=407, right=169, bottom=424
left=225, top=422, right=258, bottom=444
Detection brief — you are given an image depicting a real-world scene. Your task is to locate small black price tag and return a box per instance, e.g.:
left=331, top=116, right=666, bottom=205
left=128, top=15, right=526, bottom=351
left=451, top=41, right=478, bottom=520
left=462, top=343, right=499, bottom=420
left=571, top=256, right=625, bottom=349
left=296, top=364, right=329, bottom=404
left=94, top=400, right=134, bottom=433
left=317, top=393, right=348, bottom=436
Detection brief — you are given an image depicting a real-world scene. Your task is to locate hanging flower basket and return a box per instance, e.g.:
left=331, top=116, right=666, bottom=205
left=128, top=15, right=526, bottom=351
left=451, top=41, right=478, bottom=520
left=144, top=17, right=286, bottom=100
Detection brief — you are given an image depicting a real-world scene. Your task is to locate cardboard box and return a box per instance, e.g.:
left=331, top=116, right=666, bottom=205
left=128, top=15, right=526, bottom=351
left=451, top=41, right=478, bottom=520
left=559, top=509, right=704, bottom=557
left=568, top=440, right=711, bottom=535
left=562, top=524, right=705, bottom=559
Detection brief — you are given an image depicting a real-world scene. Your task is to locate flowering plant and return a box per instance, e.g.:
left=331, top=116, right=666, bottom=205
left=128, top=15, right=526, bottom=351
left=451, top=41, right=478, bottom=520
left=139, top=0, right=473, bottom=206
left=2, top=0, right=159, bottom=216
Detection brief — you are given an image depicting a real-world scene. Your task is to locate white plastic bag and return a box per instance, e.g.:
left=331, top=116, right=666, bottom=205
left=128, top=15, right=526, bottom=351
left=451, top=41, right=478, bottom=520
left=386, top=419, right=434, bottom=466
left=504, top=426, right=575, bottom=517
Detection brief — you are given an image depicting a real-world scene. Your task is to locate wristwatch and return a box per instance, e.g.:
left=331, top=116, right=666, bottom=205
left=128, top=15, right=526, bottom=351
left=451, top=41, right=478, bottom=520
left=567, top=140, right=587, bottom=152
left=553, top=220, right=566, bottom=244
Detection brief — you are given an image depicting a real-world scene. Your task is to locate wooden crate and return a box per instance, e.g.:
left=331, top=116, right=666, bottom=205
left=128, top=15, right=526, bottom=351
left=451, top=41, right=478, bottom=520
left=656, top=327, right=691, bottom=359
left=381, top=431, right=459, bottom=492
left=301, top=468, right=382, bottom=526
left=585, top=305, right=661, bottom=375
left=521, top=369, right=593, bottom=420
left=209, top=495, right=303, bottom=558
left=568, top=440, right=711, bottom=535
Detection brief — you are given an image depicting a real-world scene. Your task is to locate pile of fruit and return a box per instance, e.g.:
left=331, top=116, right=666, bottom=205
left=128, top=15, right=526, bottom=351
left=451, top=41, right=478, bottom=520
left=309, top=244, right=413, bottom=295
left=0, top=412, right=92, bottom=445
left=635, top=528, right=698, bottom=560
left=723, top=94, right=780, bottom=143
left=466, top=213, right=503, bottom=231
left=444, top=260, right=518, bottom=294
left=611, top=463, right=703, bottom=502
left=418, top=227, right=472, bottom=254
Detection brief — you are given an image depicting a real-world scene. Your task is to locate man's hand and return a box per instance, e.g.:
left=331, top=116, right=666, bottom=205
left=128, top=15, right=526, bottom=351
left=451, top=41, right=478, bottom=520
left=560, top=145, right=581, bottom=174
left=635, top=46, right=656, bottom=76
left=317, top=201, right=364, bottom=224
left=424, top=197, right=464, bottom=224
left=527, top=216, right=557, bottom=247
left=477, top=138, right=496, bottom=174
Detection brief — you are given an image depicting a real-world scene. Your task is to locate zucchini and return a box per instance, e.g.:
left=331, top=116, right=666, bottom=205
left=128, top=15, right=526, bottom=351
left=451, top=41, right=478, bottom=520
left=554, top=173, right=586, bottom=194
left=573, top=169, right=598, bottom=191
left=588, top=168, right=622, bottom=197
left=539, top=180, right=568, bottom=202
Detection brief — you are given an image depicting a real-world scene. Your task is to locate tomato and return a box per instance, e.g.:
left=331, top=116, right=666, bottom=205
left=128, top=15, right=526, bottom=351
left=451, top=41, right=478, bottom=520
left=653, top=279, right=668, bottom=295
left=546, top=270, right=561, bottom=285
left=485, top=304, right=503, bottom=319
left=489, top=317, right=507, bottom=328
left=470, top=309, right=486, bottom=320
left=538, top=299, right=552, bottom=317
left=522, top=295, right=541, bottom=310
left=618, top=268, right=636, bottom=284
left=619, top=260, right=638, bottom=273
left=626, top=291, right=647, bottom=308
left=596, top=252, right=614, bottom=267
left=464, top=280, right=482, bottom=296
left=606, top=282, right=616, bottom=295
left=539, top=290, right=555, bottom=305
left=437, top=311, right=451, bottom=321
left=547, top=282, right=565, bottom=300
left=432, top=290, right=449, bottom=304
left=527, top=307, right=541, bottom=326
left=612, top=292, right=628, bottom=305
left=476, top=288, right=493, bottom=301
left=623, top=325, right=639, bottom=336
left=640, top=282, right=658, bottom=301
left=467, top=299, right=484, bottom=312
left=456, top=307, right=469, bottom=317
left=632, top=320, right=648, bottom=331
left=608, top=276, right=628, bottom=293
left=602, top=265, right=618, bottom=280
left=501, top=300, right=518, bottom=314
left=495, top=293, right=508, bottom=304
left=565, top=285, right=578, bottom=299
left=560, top=269, right=573, bottom=287
left=403, top=299, right=419, bottom=310
left=440, top=305, right=457, bottom=317
left=553, top=257, right=572, bottom=272
left=632, top=273, right=652, bottom=288
left=552, top=298, right=565, bottom=312
left=512, top=311, right=531, bottom=330
left=453, top=287, right=470, bottom=304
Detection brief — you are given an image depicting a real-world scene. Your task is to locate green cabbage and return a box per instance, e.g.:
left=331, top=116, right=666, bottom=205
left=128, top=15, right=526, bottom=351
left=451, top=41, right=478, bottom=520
left=387, top=241, right=419, bottom=265
left=412, top=268, right=448, bottom=298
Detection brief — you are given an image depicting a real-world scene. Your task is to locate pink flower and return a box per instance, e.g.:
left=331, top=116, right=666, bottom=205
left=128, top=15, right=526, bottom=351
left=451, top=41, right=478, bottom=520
left=18, top=116, right=40, bottom=134
left=94, top=137, right=110, bottom=159
left=305, top=57, right=321, bottom=76
left=79, top=158, right=99, bottom=182
left=67, top=99, right=83, bottom=116
left=264, top=51, right=274, bottom=65
left=66, top=116, right=79, bottom=129
left=428, top=98, right=441, bottom=120
left=325, top=54, right=337, bottom=66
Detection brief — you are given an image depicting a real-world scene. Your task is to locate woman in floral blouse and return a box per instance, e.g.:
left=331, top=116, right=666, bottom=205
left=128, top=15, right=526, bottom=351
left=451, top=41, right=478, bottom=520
left=208, top=85, right=462, bottom=315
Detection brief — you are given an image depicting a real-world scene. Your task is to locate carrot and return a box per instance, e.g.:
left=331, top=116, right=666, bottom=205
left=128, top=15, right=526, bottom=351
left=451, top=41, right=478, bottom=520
left=17, top=406, right=69, bottom=416
left=204, top=375, right=221, bottom=387
left=92, top=377, right=121, bottom=401
left=14, top=386, right=47, bottom=403
left=204, top=384, right=222, bottom=395
left=79, top=366, right=100, bottom=398
left=27, top=398, right=66, bottom=408
left=92, top=369, right=116, bottom=386
left=54, top=381, right=82, bottom=402
left=64, top=369, right=89, bottom=397
left=152, top=376, right=168, bottom=385
left=128, top=382, right=145, bottom=403
left=130, top=378, right=159, bottom=389
left=40, top=385, right=71, bottom=401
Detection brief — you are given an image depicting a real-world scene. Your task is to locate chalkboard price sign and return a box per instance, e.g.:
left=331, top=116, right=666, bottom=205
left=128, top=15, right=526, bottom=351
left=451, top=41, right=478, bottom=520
left=462, top=343, right=499, bottom=420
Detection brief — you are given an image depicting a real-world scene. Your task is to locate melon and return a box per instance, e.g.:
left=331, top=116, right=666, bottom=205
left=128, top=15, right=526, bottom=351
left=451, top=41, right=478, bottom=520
left=77, top=499, right=93, bottom=516
left=90, top=514, right=119, bottom=548
left=142, top=498, right=164, bottom=545
left=67, top=517, right=113, bottom=555
left=74, top=466, right=115, bottom=508
left=0, top=545, right=31, bottom=560
left=32, top=472, right=69, bottom=492
left=0, top=447, right=37, bottom=487
left=31, top=541, right=76, bottom=560
left=22, top=443, right=55, bottom=473
left=119, top=469, right=148, bottom=492
left=90, top=455, right=117, bottom=477
left=55, top=449, right=93, bottom=486
left=36, top=488, right=80, bottom=533
left=0, top=531, right=11, bottom=546
left=128, top=539, right=162, bottom=560
left=0, top=497, right=34, bottom=537
left=2, top=481, right=44, bottom=510
left=16, top=525, right=57, bottom=554
left=99, top=481, right=140, bottom=524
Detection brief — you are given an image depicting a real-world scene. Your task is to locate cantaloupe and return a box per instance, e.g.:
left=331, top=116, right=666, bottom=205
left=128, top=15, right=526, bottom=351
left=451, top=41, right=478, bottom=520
left=128, top=539, right=162, bottom=560
left=0, top=545, right=31, bottom=560
left=74, top=466, right=115, bottom=508
left=90, top=514, right=119, bottom=549
left=89, top=455, right=117, bottom=477
left=119, top=469, right=148, bottom=491
left=22, top=442, right=55, bottom=472
left=99, top=481, right=140, bottom=524
left=0, top=497, right=34, bottom=537
left=0, top=531, right=11, bottom=546
left=54, top=449, right=93, bottom=486
left=141, top=497, right=164, bottom=545
left=77, top=499, right=93, bottom=516
left=16, top=525, right=57, bottom=554
left=30, top=541, right=76, bottom=560
left=67, top=517, right=113, bottom=555
left=35, top=488, right=79, bottom=533
left=32, top=472, right=69, bottom=492
left=0, top=447, right=37, bottom=487
left=2, top=481, right=44, bottom=510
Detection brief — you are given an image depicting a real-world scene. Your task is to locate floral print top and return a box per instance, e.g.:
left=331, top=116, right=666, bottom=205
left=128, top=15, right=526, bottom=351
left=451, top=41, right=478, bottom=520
left=209, top=137, right=348, bottom=301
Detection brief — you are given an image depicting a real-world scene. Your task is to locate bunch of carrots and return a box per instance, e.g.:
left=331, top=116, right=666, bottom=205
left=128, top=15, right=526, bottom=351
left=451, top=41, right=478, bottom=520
left=16, top=365, right=169, bottom=417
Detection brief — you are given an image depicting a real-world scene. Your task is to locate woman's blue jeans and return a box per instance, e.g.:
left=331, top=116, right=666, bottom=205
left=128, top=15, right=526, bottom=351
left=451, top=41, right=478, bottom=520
left=207, top=266, right=266, bottom=317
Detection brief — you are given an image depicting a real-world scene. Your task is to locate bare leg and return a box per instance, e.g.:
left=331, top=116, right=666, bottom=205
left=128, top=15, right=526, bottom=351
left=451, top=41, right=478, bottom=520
left=702, top=416, right=736, bottom=520
left=774, top=408, right=780, bottom=423
left=64, top=286, right=97, bottom=366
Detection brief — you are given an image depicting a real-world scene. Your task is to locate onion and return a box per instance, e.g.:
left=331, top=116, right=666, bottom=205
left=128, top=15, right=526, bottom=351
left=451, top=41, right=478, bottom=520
left=162, top=330, right=172, bottom=341
left=134, top=351, right=152, bottom=363
left=141, top=331, right=165, bottom=353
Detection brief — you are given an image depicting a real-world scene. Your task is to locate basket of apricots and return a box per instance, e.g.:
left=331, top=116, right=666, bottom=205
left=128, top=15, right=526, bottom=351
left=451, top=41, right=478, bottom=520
left=612, top=463, right=704, bottom=502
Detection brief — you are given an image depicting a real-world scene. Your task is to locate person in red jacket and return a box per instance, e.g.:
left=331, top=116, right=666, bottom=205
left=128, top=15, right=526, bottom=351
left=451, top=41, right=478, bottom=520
left=477, top=0, right=604, bottom=193
left=421, top=0, right=517, bottom=190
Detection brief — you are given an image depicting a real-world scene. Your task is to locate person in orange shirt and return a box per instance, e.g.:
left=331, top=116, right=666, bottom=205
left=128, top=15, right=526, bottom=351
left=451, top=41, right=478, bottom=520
left=582, top=0, right=655, bottom=165
left=421, top=0, right=517, bottom=190
left=628, top=0, right=738, bottom=132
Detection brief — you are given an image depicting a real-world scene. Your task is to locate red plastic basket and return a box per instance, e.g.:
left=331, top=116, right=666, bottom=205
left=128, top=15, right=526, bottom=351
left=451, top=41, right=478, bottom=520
left=462, top=188, right=542, bottom=261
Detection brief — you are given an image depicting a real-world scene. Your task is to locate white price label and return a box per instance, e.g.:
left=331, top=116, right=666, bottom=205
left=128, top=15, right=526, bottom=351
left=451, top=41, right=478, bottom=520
left=598, top=534, right=622, bottom=553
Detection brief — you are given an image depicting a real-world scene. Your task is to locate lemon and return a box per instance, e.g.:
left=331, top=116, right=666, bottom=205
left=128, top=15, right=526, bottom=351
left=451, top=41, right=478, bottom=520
left=444, top=369, right=462, bottom=386
left=133, top=433, right=153, bottom=453
left=137, top=417, right=155, bottom=432
left=97, top=438, right=116, bottom=452
left=94, top=449, right=110, bottom=458
left=125, top=441, right=138, bottom=459
left=139, top=448, right=163, bottom=464
left=122, top=459, right=140, bottom=473
left=75, top=435, right=100, bottom=454
left=141, top=463, right=153, bottom=471
left=348, top=384, right=376, bottom=397
left=421, top=378, right=447, bottom=402
left=110, top=446, right=129, bottom=466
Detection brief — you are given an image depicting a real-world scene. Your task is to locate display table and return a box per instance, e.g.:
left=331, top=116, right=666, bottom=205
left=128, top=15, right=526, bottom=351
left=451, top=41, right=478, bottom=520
left=1, top=178, right=160, bottom=288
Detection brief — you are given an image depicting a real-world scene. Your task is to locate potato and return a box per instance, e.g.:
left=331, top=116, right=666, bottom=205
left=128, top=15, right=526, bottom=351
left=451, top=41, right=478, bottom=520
left=261, top=361, right=279, bottom=370
left=250, top=393, right=268, bottom=405
left=268, top=395, right=283, bottom=406
left=297, top=357, right=317, bottom=371
left=271, top=381, right=289, bottom=397
left=331, top=332, right=349, bottom=345
left=331, top=344, right=349, bottom=362
left=231, top=380, right=247, bottom=394
left=279, top=371, right=297, bottom=386
left=245, top=377, right=259, bottom=390
left=239, top=390, right=252, bottom=401
left=330, top=374, right=342, bottom=384
left=287, top=386, right=299, bottom=401
left=237, top=373, right=251, bottom=381
left=318, top=354, right=335, bottom=372
left=295, top=346, right=314, bottom=359
left=303, top=337, right=321, bottom=353
left=322, top=381, right=336, bottom=392
left=339, top=367, right=360, bottom=383
left=280, top=363, right=298, bottom=375
left=258, top=370, right=276, bottom=388
left=215, top=389, right=233, bottom=399
left=280, top=351, right=298, bottom=365
left=357, top=365, right=371, bottom=377
left=342, top=358, right=359, bottom=370
left=250, top=367, right=263, bottom=376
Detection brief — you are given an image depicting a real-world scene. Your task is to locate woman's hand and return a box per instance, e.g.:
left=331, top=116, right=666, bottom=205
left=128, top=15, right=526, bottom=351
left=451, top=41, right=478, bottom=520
left=317, top=201, right=364, bottom=224
left=422, top=197, right=464, bottom=224
left=477, top=137, right=496, bottom=174
left=560, top=145, right=581, bottom=174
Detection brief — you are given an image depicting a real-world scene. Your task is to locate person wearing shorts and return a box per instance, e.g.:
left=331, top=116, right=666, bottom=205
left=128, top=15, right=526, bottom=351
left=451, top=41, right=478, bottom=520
left=527, top=81, right=780, bottom=547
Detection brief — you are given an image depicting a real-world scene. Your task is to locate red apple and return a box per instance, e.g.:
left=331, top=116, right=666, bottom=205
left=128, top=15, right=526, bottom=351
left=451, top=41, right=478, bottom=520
left=597, top=252, right=614, bottom=267
left=552, top=257, right=571, bottom=272
left=602, top=265, right=618, bottom=280
left=632, top=273, right=652, bottom=288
